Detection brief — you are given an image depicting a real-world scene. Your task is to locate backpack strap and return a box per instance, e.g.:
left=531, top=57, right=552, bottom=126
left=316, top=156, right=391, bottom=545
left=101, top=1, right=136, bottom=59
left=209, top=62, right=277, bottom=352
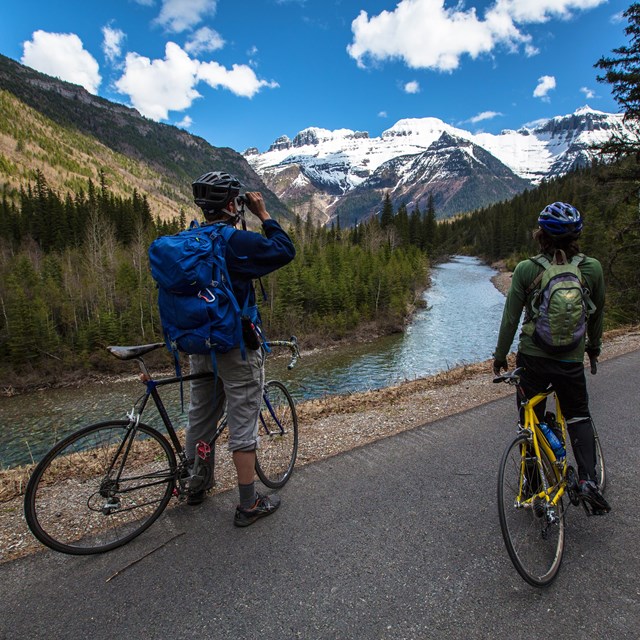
left=209, top=223, right=248, bottom=359
left=525, top=254, right=549, bottom=297
left=569, top=253, right=597, bottom=316
left=570, top=252, right=586, bottom=267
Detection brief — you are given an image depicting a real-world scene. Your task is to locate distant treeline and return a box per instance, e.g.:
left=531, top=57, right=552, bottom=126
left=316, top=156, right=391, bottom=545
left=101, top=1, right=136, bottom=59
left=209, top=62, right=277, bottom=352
left=0, top=173, right=431, bottom=380
left=439, top=159, right=640, bottom=327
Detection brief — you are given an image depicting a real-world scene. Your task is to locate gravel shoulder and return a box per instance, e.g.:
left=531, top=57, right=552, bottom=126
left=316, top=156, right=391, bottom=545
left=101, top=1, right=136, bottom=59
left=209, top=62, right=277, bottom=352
left=2, top=262, right=638, bottom=564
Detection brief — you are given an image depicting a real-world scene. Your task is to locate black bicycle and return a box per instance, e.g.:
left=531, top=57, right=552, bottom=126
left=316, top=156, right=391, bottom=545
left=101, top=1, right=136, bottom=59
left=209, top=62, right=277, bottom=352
left=23, top=338, right=299, bottom=555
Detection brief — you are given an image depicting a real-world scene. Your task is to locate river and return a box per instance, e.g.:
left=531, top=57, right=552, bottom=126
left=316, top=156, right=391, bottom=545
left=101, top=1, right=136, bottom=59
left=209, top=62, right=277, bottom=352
left=0, top=256, right=506, bottom=469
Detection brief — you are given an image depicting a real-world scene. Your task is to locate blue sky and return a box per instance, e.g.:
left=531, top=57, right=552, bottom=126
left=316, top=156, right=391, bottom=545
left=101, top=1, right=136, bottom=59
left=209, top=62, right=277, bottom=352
left=0, top=1, right=631, bottom=153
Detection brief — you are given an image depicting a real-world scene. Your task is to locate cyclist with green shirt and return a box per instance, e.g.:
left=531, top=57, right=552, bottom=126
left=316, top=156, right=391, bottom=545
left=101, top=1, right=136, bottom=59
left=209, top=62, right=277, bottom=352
left=493, top=202, right=610, bottom=514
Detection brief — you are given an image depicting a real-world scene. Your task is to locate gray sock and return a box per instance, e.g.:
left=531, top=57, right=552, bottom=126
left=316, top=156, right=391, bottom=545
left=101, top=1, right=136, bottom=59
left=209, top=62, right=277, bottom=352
left=239, top=482, right=256, bottom=509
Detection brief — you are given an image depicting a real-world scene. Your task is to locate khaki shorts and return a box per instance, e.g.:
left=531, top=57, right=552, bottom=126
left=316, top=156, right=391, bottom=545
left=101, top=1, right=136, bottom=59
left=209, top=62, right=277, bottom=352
left=186, top=348, right=265, bottom=457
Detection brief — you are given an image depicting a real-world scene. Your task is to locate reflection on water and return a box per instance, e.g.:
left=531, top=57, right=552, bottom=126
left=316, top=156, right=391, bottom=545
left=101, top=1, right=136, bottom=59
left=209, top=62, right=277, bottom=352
left=1, top=256, right=505, bottom=468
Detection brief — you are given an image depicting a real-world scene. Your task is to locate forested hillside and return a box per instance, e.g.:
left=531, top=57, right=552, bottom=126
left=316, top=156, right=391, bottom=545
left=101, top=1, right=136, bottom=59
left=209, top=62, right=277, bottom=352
left=439, top=158, right=640, bottom=326
left=0, top=173, right=431, bottom=384
left=0, top=54, right=290, bottom=222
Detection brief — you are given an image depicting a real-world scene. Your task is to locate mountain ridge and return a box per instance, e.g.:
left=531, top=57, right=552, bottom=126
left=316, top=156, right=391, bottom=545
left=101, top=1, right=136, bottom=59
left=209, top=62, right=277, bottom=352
left=0, top=54, right=291, bottom=223
left=246, top=106, right=633, bottom=221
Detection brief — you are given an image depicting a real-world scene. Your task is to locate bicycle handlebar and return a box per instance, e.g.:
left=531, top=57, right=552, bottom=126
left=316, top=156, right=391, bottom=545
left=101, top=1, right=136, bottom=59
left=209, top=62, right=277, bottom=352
left=493, top=367, right=523, bottom=385
left=265, top=336, right=300, bottom=370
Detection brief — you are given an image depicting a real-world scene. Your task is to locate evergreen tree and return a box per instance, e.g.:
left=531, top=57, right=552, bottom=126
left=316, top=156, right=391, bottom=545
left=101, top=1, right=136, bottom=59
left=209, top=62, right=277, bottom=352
left=595, top=3, right=640, bottom=156
left=380, top=192, right=394, bottom=228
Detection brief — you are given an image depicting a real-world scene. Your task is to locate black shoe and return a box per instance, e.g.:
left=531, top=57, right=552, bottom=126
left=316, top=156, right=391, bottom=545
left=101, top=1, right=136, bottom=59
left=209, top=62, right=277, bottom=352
left=187, top=489, right=207, bottom=506
left=234, top=493, right=281, bottom=527
left=579, top=480, right=611, bottom=515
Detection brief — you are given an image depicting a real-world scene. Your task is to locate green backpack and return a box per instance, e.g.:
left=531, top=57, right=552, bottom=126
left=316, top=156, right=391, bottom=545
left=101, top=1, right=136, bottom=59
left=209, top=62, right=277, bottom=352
left=526, top=250, right=596, bottom=354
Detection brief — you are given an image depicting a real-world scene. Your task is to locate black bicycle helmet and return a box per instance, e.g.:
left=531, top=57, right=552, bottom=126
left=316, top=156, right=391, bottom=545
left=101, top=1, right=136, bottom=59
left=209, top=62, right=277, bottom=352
left=192, top=171, right=243, bottom=211
left=537, top=202, right=583, bottom=237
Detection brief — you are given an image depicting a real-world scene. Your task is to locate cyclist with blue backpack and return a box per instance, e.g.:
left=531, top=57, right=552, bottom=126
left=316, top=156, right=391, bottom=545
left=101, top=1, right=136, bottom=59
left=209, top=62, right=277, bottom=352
left=492, top=202, right=610, bottom=514
left=183, top=171, right=295, bottom=524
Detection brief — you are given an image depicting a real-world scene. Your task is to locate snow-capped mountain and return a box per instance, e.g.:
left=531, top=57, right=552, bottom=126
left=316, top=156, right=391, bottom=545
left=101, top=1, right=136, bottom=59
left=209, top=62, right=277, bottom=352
left=245, top=106, right=633, bottom=222
left=332, top=132, right=531, bottom=225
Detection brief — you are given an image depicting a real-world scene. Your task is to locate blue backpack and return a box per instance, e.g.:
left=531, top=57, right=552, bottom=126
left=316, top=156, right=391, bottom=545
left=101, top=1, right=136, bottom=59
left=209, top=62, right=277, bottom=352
left=148, top=221, right=246, bottom=367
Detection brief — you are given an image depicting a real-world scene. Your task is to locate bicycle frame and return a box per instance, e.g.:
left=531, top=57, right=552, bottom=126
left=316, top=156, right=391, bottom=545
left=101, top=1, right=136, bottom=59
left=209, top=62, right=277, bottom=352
left=516, top=389, right=567, bottom=509
left=121, top=336, right=300, bottom=460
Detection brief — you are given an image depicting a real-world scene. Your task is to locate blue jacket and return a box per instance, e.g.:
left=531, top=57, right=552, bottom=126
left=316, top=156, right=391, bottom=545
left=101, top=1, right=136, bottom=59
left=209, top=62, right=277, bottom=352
left=218, top=219, right=295, bottom=311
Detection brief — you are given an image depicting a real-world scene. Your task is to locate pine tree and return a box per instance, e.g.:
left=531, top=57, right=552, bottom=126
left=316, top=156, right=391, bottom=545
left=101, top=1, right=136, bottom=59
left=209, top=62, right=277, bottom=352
left=380, top=191, right=394, bottom=228
left=595, top=3, right=640, bottom=156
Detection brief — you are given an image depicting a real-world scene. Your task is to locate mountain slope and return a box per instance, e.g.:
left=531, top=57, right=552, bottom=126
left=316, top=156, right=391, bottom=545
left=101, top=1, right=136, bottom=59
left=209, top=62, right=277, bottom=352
left=0, top=54, right=291, bottom=222
left=331, top=132, right=531, bottom=223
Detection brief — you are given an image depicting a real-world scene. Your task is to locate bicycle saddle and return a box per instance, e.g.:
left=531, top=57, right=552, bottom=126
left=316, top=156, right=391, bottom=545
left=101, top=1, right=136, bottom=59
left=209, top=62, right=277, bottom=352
left=107, top=343, right=166, bottom=360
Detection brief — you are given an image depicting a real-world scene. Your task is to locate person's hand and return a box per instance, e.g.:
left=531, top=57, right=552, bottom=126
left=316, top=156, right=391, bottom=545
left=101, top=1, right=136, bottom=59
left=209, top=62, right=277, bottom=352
left=493, top=358, right=508, bottom=377
left=586, top=346, right=600, bottom=375
left=585, top=346, right=600, bottom=360
left=244, top=192, right=271, bottom=223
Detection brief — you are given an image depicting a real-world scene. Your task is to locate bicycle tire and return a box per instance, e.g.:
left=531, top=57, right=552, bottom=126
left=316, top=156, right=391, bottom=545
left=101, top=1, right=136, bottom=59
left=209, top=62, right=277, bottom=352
left=592, top=420, right=606, bottom=493
left=497, top=434, right=565, bottom=587
left=255, top=380, right=298, bottom=489
left=24, top=420, right=176, bottom=555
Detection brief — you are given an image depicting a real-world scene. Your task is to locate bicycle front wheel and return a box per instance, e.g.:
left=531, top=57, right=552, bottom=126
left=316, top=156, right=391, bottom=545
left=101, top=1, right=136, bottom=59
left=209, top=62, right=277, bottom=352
left=255, top=380, right=298, bottom=489
left=24, top=421, right=176, bottom=555
left=497, top=434, right=565, bottom=587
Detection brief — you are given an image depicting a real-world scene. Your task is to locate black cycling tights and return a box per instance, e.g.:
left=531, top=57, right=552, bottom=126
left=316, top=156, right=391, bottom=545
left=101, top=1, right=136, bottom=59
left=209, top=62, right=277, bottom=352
left=516, top=352, right=597, bottom=482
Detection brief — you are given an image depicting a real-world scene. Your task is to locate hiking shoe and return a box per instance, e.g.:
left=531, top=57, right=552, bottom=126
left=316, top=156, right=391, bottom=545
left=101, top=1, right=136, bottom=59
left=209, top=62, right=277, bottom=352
left=187, top=489, right=207, bottom=506
left=579, top=480, right=611, bottom=515
left=234, top=493, right=281, bottom=527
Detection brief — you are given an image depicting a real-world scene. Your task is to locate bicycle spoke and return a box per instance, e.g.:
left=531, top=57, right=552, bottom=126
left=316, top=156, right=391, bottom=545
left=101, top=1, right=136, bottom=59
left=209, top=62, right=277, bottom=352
left=25, top=421, right=176, bottom=555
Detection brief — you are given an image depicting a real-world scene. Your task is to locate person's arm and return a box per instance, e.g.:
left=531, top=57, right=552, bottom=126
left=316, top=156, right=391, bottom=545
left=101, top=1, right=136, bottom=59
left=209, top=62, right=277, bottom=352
left=226, top=192, right=295, bottom=278
left=585, top=258, right=605, bottom=354
left=494, top=261, right=529, bottom=363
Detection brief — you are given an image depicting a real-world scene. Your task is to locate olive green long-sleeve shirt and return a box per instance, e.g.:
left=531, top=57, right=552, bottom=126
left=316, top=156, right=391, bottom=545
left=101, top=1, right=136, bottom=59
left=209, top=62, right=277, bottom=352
left=494, top=253, right=605, bottom=363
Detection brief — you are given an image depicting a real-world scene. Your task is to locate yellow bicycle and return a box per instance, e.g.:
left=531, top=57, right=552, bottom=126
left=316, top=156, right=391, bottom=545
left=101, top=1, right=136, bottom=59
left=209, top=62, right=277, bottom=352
left=494, top=367, right=606, bottom=587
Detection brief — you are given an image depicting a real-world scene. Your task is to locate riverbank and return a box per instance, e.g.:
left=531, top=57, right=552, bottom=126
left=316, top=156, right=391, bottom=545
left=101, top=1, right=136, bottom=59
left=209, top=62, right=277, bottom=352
left=490, top=260, right=512, bottom=295
left=2, top=323, right=639, bottom=564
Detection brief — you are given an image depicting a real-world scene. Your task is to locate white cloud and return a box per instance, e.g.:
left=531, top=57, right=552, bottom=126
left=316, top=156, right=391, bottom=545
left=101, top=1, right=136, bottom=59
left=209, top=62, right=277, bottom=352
left=378, top=111, right=388, bottom=118
left=347, top=0, right=607, bottom=72
left=132, top=0, right=155, bottom=5
left=403, top=80, right=420, bottom=94
left=469, top=110, right=502, bottom=123
left=102, top=25, right=125, bottom=63
left=580, top=86, right=595, bottom=99
left=197, top=60, right=279, bottom=98
left=176, top=115, right=193, bottom=128
left=533, top=75, right=556, bottom=100
left=156, top=0, right=217, bottom=33
left=114, top=42, right=278, bottom=120
left=115, top=42, right=201, bottom=120
left=184, top=27, right=224, bottom=54
left=22, top=30, right=101, bottom=94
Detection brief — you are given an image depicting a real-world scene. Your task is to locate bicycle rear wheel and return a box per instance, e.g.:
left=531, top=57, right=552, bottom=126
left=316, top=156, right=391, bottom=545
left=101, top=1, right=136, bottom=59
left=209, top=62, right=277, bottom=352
left=497, top=434, right=565, bottom=587
left=592, top=420, right=606, bottom=493
left=24, top=421, right=176, bottom=555
left=255, top=380, right=298, bottom=489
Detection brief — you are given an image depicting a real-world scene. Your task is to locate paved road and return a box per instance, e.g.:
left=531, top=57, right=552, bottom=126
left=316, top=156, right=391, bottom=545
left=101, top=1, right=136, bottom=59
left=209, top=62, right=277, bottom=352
left=1, top=351, right=638, bottom=640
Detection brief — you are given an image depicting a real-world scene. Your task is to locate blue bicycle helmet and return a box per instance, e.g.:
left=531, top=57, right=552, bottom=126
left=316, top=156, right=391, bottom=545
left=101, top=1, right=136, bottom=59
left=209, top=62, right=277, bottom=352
left=192, top=171, right=243, bottom=211
left=537, top=202, right=583, bottom=236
